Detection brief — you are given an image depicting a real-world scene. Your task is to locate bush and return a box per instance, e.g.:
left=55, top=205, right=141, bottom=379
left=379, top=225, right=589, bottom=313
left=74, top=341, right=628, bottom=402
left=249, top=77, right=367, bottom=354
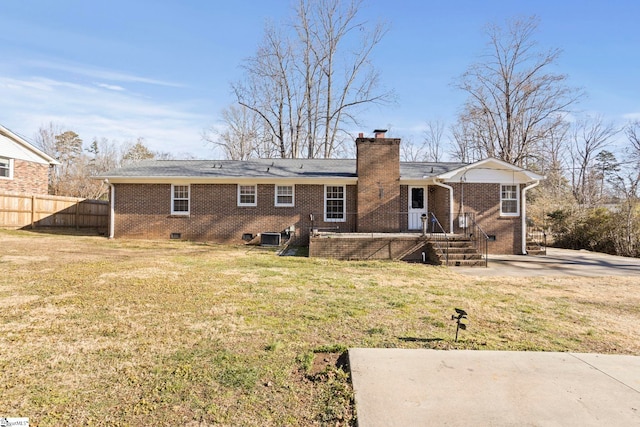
left=549, top=204, right=640, bottom=257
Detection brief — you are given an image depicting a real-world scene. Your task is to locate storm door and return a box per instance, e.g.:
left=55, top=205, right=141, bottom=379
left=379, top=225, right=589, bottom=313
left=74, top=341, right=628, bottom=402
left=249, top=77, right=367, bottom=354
left=408, top=186, right=427, bottom=230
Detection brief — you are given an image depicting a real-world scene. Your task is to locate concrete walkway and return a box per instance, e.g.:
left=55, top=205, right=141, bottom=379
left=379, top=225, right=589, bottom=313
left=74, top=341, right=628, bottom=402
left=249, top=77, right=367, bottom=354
left=456, top=247, right=640, bottom=277
left=349, top=349, right=640, bottom=426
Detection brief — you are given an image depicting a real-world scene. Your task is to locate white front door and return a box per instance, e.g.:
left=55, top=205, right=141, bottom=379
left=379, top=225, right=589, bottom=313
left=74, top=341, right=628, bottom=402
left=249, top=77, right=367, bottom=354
left=408, top=186, right=427, bottom=230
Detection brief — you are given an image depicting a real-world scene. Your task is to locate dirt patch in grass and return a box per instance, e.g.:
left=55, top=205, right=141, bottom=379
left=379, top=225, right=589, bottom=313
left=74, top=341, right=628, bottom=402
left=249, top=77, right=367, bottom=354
left=1, top=230, right=639, bottom=426
left=310, top=353, right=342, bottom=376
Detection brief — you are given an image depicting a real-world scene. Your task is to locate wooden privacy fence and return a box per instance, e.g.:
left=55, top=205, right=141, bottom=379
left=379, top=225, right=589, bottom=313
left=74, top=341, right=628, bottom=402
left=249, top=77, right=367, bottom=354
left=0, top=191, right=109, bottom=230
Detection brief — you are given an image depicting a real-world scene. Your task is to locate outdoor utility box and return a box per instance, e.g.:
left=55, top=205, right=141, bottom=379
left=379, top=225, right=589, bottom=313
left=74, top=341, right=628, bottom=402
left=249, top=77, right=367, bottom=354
left=260, top=232, right=281, bottom=246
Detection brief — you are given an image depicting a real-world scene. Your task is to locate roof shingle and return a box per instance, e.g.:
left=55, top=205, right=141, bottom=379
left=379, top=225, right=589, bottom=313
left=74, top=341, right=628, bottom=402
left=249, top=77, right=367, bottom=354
left=98, top=159, right=467, bottom=180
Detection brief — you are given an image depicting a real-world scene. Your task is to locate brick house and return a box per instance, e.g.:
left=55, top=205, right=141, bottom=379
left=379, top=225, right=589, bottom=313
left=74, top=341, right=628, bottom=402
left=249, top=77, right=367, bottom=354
left=98, top=130, right=543, bottom=258
left=0, top=124, right=59, bottom=194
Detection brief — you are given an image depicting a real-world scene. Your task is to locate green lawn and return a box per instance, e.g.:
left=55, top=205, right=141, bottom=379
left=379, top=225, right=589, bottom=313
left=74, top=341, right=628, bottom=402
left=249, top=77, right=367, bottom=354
left=1, top=230, right=638, bottom=425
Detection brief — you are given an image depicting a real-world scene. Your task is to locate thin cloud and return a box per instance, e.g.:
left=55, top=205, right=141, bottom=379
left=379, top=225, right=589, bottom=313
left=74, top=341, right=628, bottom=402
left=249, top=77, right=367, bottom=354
left=26, top=59, right=185, bottom=88
left=0, top=75, right=212, bottom=158
left=95, top=83, right=125, bottom=91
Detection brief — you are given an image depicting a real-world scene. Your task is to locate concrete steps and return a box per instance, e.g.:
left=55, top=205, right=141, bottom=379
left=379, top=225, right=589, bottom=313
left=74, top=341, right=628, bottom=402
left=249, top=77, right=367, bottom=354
left=526, top=244, right=547, bottom=256
left=431, top=238, right=486, bottom=267
left=527, top=230, right=547, bottom=256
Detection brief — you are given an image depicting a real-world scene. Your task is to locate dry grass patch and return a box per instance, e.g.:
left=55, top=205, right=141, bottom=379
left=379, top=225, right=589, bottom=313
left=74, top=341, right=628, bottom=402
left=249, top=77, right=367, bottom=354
left=1, top=229, right=639, bottom=425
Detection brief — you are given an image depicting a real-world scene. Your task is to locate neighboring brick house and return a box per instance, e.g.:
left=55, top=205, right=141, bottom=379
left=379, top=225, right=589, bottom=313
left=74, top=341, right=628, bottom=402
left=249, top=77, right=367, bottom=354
left=0, top=124, right=59, bottom=194
left=98, top=130, right=543, bottom=255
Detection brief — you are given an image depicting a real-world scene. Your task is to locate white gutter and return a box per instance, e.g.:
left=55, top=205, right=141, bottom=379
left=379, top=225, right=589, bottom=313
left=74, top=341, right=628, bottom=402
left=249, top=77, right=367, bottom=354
left=98, top=176, right=357, bottom=186
left=433, top=180, right=455, bottom=232
left=106, top=180, right=115, bottom=239
left=521, top=180, right=540, bottom=254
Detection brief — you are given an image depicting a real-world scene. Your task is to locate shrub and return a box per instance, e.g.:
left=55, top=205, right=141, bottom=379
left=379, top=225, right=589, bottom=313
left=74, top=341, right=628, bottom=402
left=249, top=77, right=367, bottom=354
left=550, top=204, right=640, bottom=257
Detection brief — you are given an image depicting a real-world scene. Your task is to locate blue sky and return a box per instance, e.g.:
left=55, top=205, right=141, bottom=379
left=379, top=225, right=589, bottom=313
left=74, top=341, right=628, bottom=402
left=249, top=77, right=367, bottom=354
left=1, top=0, right=638, bottom=159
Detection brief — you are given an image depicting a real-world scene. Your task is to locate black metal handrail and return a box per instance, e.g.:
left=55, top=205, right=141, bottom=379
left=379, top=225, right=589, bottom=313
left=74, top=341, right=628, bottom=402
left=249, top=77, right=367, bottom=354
left=464, top=213, right=489, bottom=267
left=429, top=212, right=450, bottom=265
left=307, top=211, right=453, bottom=235
left=526, top=226, right=547, bottom=255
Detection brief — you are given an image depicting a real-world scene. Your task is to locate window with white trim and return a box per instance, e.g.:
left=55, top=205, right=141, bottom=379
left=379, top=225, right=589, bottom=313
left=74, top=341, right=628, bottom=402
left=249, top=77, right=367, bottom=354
left=324, top=185, right=345, bottom=222
left=500, top=184, right=519, bottom=216
left=0, top=157, right=12, bottom=179
left=238, top=185, right=257, bottom=206
left=171, top=184, right=190, bottom=215
left=275, top=185, right=294, bottom=207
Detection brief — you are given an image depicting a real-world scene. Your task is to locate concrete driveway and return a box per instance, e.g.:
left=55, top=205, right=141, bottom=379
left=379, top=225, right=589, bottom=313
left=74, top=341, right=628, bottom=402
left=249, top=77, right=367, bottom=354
left=456, top=247, right=640, bottom=277
left=350, top=349, right=640, bottom=427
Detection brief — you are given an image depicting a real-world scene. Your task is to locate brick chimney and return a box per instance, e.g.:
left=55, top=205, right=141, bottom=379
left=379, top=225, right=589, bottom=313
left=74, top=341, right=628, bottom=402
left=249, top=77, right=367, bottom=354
left=356, top=129, right=401, bottom=233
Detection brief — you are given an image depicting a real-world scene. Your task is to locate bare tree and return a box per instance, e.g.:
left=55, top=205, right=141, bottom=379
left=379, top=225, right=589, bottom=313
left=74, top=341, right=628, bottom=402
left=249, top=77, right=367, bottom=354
left=450, top=119, right=485, bottom=163
left=228, top=0, right=391, bottom=159
left=627, top=120, right=640, bottom=162
left=399, top=121, right=447, bottom=162
left=537, top=121, right=571, bottom=198
left=423, top=120, right=446, bottom=162
left=83, top=137, right=121, bottom=199
left=610, top=120, right=640, bottom=204
left=455, top=16, right=581, bottom=166
left=233, top=22, right=306, bottom=159
left=313, top=0, right=390, bottom=157
left=203, top=105, right=267, bottom=160
left=295, top=0, right=324, bottom=159
left=399, top=137, right=425, bottom=162
left=33, top=122, right=63, bottom=156
left=602, top=122, right=640, bottom=256
left=33, top=122, right=63, bottom=193
left=570, top=116, right=619, bottom=205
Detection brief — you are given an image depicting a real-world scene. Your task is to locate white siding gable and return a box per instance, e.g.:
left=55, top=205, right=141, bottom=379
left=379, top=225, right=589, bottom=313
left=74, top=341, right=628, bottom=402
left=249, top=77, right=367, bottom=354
left=445, top=167, right=526, bottom=183
left=0, top=126, right=58, bottom=165
left=439, top=158, right=544, bottom=184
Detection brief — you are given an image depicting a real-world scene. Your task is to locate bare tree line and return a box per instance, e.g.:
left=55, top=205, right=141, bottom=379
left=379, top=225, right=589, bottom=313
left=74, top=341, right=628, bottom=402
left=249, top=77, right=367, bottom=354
left=34, top=122, right=171, bottom=199
left=394, top=15, right=640, bottom=256
left=400, top=16, right=638, bottom=207
left=204, top=0, right=392, bottom=160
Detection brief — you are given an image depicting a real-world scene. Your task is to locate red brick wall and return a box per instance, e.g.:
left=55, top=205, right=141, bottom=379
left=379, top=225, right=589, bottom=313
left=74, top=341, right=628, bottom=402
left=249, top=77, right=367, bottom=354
left=309, top=236, right=430, bottom=260
left=0, top=159, right=50, bottom=194
left=399, top=186, right=408, bottom=230
left=427, top=185, right=451, bottom=232
left=356, top=137, right=401, bottom=232
left=114, top=183, right=357, bottom=244
left=449, top=182, right=523, bottom=254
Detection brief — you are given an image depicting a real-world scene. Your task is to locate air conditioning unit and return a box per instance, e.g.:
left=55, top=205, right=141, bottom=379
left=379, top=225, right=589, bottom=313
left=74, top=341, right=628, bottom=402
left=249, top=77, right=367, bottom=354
left=260, top=232, right=281, bottom=246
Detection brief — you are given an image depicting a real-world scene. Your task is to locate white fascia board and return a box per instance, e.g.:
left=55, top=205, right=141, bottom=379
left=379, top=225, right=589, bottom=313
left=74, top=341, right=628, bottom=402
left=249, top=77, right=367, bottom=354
left=400, top=177, right=438, bottom=186
left=436, top=157, right=545, bottom=183
left=0, top=125, right=60, bottom=165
